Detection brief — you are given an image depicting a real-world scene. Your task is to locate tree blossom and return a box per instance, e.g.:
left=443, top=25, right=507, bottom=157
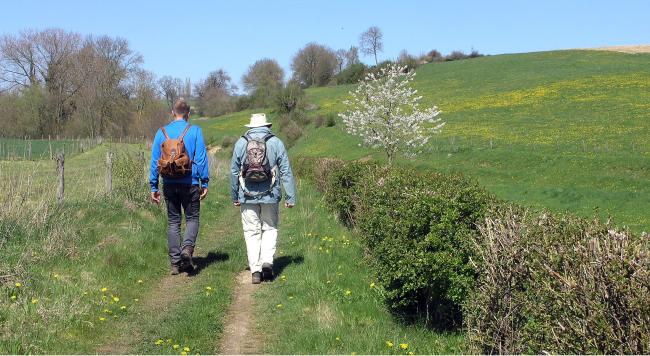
left=339, top=64, right=444, bottom=164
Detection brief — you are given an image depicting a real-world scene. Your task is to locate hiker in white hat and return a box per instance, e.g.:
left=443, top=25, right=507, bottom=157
left=230, top=113, right=297, bottom=284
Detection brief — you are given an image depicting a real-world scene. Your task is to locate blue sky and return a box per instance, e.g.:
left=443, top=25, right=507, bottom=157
left=1, top=0, right=648, bottom=91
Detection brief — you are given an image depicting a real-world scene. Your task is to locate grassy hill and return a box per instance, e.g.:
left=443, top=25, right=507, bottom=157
left=203, top=50, right=650, bottom=232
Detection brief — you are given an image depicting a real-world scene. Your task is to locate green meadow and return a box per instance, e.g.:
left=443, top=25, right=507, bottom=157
left=206, top=50, right=650, bottom=231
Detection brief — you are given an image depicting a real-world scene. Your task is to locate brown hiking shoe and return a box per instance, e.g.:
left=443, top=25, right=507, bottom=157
left=252, top=272, right=262, bottom=284
left=170, top=264, right=180, bottom=275
left=181, top=245, right=194, bottom=262
left=181, top=245, right=195, bottom=271
left=262, top=263, right=274, bottom=281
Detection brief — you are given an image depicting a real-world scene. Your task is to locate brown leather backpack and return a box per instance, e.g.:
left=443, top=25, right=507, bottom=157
left=157, top=124, right=192, bottom=178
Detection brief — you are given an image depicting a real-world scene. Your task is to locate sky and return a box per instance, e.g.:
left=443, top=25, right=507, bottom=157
left=1, top=0, right=648, bottom=91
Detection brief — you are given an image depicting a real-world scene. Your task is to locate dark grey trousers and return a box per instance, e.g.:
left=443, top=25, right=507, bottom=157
left=163, top=184, right=201, bottom=265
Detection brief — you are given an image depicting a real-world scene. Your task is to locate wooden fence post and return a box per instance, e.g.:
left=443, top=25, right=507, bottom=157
left=56, top=153, right=65, bottom=205
left=106, top=150, right=113, bottom=195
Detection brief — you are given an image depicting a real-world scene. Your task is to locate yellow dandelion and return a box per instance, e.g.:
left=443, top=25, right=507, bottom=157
left=386, top=341, right=394, bottom=348
left=134, top=298, right=140, bottom=302
left=120, top=306, right=126, bottom=310
left=276, top=304, right=283, bottom=309
left=351, top=353, right=357, bottom=356
left=336, top=337, right=341, bottom=341
left=14, top=282, right=22, bottom=288
left=99, top=317, right=106, bottom=321
left=53, top=273, right=60, bottom=279
left=10, top=295, right=17, bottom=300
left=408, top=352, right=414, bottom=355
left=370, top=282, right=376, bottom=288
left=112, top=296, right=120, bottom=302
left=31, top=298, right=38, bottom=304
left=344, top=290, right=352, bottom=296
left=181, top=352, right=187, bottom=356
left=137, top=279, right=144, bottom=284
left=101, top=287, right=108, bottom=293
left=83, top=291, right=88, bottom=296
left=172, top=344, right=180, bottom=350
left=113, top=315, right=118, bottom=319
left=183, top=347, right=190, bottom=352
left=155, top=339, right=164, bottom=345
left=279, top=275, right=287, bottom=281
left=288, top=296, right=294, bottom=300
left=205, top=286, right=213, bottom=291
left=400, top=343, right=409, bottom=350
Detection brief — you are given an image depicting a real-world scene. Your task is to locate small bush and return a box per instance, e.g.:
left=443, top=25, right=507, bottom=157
left=277, top=116, right=303, bottom=148
left=275, top=80, right=305, bottom=114
left=335, top=63, right=367, bottom=85
left=113, top=149, right=147, bottom=202
left=466, top=207, right=650, bottom=354
left=221, top=135, right=237, bottom=148
left=325, top=113, right=337, bottom=127
left=424, top=49, right=444, bottom=62
left=313, top=115, right=325, bottom=128
left=445, top=50, right=468, bottom=61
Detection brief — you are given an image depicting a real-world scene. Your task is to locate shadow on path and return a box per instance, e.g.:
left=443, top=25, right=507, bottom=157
left=271, top=254, right=304, bottom=279
left=188, top=251, right=229, bottom=276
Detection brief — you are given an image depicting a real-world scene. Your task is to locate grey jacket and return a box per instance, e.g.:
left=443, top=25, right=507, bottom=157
left=230, top=127, right=296, bottom=205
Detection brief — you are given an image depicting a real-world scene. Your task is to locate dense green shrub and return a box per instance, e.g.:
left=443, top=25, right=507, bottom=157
left=320, top=161, right=494, bottom=328
left=466, top=207, right=650, bottom=354
left=335, top=63, right=367, bottom=85
left=354, top=168, right=493, bottom=328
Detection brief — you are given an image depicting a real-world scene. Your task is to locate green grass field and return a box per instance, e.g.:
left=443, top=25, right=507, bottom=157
left=0, top=138, right=100, bottom=161
left=203, top=50, right=650, bottom=232
left=2, top=49, right=649, bottom=354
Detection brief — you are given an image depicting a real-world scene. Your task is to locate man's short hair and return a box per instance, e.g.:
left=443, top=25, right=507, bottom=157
left=173, top=98, right=190, bottom=116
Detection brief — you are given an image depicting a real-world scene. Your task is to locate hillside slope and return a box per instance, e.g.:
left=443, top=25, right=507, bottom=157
left=200, top=50, right=650, bottom=231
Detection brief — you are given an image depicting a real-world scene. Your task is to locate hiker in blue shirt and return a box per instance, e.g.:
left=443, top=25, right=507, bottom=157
left=149, top=98, right=209, bottom=275
left=230, top=113, right=296, bottom=284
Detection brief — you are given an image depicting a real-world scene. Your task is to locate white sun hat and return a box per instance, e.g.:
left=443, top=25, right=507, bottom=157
left=245, top=113, right=272, bottom=128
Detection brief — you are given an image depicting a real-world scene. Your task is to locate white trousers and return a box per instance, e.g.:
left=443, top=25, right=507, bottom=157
left=240, top=203, right=279, bottom=273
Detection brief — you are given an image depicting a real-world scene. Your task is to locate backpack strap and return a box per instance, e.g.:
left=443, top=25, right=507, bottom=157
left=160, top=127, right=170, bottom=140
left=178, top=124, right=192, bottom=141
left=262, top=133, right=275, bottom=142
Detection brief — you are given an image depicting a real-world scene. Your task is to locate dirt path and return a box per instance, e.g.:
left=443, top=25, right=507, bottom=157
left=218, top=270, right=262, bottom=354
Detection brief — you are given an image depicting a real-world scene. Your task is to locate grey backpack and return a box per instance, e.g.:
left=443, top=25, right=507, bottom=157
left=241, top=133, right=274, bottom=183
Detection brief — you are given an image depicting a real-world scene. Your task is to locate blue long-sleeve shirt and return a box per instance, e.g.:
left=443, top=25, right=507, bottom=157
left=149, top=120, right=209, bottom=192
left=230, top=127, right=296, bottom=205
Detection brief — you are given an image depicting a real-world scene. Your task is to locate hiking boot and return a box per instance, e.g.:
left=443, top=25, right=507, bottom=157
left=261, top=263, right=274, bottom=281
left=170, top=264, right=180, bottom=275
left=181, top=245, right=194, bottom=263
left=251, top=271, right=262, bottom=284
left=181, top=245, right=195, bottom=272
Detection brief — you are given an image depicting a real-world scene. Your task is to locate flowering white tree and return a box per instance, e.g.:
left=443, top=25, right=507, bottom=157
left=339, top=64, right=444, bottom=164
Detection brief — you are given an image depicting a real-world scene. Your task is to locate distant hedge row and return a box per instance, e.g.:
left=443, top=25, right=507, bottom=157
left=294, top=157, right=650, bottom=354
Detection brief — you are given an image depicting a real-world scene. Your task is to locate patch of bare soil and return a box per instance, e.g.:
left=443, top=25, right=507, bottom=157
left=218, top=270, right=262, bottom=355
left=586, top=45, right=650, bottom=54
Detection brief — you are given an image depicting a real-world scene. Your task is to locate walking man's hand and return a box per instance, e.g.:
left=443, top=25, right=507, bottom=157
left=233, top=201, right=241, bottom=207
left=150, top=191, right=161, bottom=204
left=285, top=202, right=294, bottom=209
left=200, top=187, right=209, bottom=200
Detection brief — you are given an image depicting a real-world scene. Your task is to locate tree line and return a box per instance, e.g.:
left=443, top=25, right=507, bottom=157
left=0, top=26, right=482, bottom=139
